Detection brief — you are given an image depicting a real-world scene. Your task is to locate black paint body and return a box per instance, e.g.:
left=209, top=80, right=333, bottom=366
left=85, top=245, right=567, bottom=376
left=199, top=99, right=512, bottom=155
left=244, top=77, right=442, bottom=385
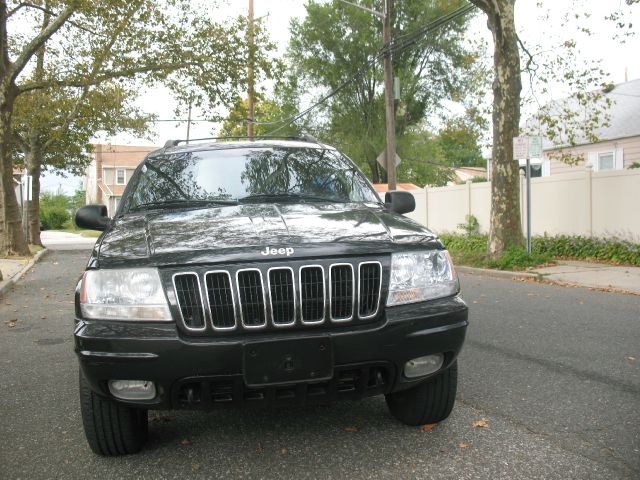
left=74, top=140, right=468, bottom=409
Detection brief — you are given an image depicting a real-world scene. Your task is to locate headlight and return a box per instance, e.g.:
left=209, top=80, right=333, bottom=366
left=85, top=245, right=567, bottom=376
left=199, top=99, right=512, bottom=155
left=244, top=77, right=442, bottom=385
left=387, top=250, right=458, bottom=306
left=80, top=268, right=172, bottom=321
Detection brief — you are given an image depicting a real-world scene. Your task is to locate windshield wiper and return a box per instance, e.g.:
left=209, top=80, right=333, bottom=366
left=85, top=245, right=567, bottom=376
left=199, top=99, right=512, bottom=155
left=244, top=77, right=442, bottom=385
left=238, top=193, right=348, bottom=204
left=129, top=199, right=238, bottom=212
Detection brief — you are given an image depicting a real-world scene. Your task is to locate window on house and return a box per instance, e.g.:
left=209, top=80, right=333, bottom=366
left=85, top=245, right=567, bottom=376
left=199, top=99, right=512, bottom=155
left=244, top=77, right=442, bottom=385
left=116, top=169, right=126, bottom=184
left=597, top=152, right=614, bottom=171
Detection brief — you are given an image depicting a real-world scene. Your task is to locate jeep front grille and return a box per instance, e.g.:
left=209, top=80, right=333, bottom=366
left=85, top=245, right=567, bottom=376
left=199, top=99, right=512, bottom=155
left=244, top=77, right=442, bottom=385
left=358, top=262, right=382, bottom=318
left=236, top=269, right=267, bottom=328
left=268, top=268, right=296, bottom=326
left=170, top=260, right=383, bottom=333
left=300, top=266, right=324, bottom=324
left=205, top=271, right=236, bottom=330
left=172, top=273, right=206, bottom=330
left=330, top=264, right=354, bottom=321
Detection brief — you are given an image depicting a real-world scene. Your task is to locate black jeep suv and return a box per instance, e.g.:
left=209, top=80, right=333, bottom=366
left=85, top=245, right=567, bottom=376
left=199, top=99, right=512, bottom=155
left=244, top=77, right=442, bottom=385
left=74, top=138, right=468, bottom=455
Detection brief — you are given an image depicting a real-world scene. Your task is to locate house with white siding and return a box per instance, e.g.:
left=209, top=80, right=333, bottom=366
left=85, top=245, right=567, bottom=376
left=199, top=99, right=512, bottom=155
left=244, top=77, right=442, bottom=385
left=488, top=78, right=640, bottom=178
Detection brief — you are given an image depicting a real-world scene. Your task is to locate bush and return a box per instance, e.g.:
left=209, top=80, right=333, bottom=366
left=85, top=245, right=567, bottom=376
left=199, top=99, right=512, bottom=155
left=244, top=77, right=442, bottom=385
left=487, top=245, right=551, bottom=270
left=456, top=215, right=480, bottom=236
left=439, top=233, right=487, bottom=254
left=40, top=206, right=70, bottom=230
left=440, top=232, right=640, bottom=267
left=533, top=235, right=640, bottom=266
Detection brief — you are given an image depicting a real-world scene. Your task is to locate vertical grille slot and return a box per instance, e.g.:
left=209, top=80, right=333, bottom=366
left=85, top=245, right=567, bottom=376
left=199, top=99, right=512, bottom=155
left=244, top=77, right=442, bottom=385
left=236, top=270, right=266, bottom=328
left=268, top=268, right=296, bottom=326
left=173, top=273, right=206, bottom=330
left=300, top=266, right=325, bottom=324
left=330, top=264, right=354, bottom=321
left=358, top=262, right=381, bottom=318
left=205, top=272, right=236, bottom=329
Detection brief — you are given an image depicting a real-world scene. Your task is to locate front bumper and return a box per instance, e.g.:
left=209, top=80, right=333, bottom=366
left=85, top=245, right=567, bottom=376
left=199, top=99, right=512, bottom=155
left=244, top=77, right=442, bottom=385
left=75, top=295, right=468, bottom=409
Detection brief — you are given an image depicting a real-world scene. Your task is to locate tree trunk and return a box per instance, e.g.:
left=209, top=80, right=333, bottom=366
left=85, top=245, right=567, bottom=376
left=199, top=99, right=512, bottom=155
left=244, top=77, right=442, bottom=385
left=473, top=0, right=523, bottom=258
left=26, top=149, right=42, bottom=246
left=0, top=82, right=29, bottom=256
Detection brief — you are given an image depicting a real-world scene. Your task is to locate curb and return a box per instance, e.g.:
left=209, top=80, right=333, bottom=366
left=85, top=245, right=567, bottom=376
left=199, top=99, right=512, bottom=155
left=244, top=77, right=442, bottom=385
left=456, top=265, right=540, bottom=280
left=0, top=249, right=49, bottom=298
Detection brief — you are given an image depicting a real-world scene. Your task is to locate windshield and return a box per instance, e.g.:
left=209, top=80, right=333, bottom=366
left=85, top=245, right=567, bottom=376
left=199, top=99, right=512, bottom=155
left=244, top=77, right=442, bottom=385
left=125, top=147, right=379, bottom=212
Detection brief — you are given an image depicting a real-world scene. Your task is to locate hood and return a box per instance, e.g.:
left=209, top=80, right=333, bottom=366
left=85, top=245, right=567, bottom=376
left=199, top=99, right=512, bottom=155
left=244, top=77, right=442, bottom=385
left=94, top=203, right=440, bottom=268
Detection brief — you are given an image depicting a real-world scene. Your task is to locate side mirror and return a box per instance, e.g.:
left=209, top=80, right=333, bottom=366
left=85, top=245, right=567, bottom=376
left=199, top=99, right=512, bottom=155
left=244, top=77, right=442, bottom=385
left=75, top=204, right=110, bottom=231
left=385, top=190, right=415, bottom=215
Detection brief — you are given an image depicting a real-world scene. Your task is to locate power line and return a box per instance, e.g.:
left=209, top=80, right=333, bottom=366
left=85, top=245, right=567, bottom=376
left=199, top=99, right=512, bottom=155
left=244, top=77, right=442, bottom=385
left=258, top=2, right=477, bottom=134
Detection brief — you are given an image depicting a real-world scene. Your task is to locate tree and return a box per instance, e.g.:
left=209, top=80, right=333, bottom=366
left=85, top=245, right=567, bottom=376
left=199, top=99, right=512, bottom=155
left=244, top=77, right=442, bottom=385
left=469, top=0, right=637, bottom=259
left=288, top=0, right=482, bottom=183
left=12, top=80, right=149, bottom=245
left=0, top=0, right=268, bottom=256
left=219, top=91, right=303, bottom=138
left=468, top=0, right=523, bottom=258
left=436, top=114, right=486, bottom=168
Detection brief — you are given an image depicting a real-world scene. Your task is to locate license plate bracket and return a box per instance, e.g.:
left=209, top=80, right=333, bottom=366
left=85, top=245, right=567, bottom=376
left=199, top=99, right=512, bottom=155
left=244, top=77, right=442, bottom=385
left=243, top=336, right=333, bottom=387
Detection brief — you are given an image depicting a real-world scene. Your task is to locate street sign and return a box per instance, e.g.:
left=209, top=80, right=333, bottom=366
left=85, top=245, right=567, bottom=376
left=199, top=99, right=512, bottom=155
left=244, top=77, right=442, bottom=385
left=376, top=150, right=401, bottom=168
left=513, top=135, right=544, bottom=255
left=528, top=136, right=543, bottom=158
left=513, top=136, right=543, bottom=159
left=513, top=136, right=528, bottom=159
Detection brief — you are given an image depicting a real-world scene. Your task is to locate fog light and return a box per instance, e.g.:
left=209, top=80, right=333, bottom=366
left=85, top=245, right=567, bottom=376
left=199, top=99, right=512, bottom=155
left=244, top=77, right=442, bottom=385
left=404, top=354, right=444, bottom=378
left=108, top=380, right=156, bottom=400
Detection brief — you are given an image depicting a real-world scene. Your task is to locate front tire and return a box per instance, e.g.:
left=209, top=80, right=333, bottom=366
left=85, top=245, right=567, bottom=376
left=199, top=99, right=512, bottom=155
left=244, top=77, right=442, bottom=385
left=385, top=361, right=458, bottom=426
left=79, top=372, right=148, bottom=455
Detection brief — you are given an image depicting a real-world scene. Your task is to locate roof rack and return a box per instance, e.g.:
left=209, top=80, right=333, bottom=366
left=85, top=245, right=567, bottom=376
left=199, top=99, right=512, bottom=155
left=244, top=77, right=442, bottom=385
left=163, top=134, right=322, bottom=149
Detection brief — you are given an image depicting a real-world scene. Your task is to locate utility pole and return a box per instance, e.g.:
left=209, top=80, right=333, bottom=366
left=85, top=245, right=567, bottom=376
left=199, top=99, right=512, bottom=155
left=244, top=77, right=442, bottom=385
left=340, top=0, right=396, bottom=189
left=247, top=0, right=255, bottom=138
left=186, top=99, right=192, bottom=144
left=382, top=0, right=396, bottom=190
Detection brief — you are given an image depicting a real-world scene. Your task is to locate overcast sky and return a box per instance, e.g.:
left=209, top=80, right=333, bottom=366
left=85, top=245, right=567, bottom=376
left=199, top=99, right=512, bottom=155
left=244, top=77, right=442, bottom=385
left=42, top=0, right=640, bottom=194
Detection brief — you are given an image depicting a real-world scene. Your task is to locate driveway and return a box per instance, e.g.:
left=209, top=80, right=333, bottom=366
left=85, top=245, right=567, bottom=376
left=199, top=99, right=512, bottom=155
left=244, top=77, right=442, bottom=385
left=41, top=231, right=98, bottom=251
left=0, top=249, right=638, bottom=479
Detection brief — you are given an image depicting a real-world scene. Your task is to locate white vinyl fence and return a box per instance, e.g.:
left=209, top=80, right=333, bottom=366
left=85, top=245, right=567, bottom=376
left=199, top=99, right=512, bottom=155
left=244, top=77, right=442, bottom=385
left=406, top=167, right=640, bottom=241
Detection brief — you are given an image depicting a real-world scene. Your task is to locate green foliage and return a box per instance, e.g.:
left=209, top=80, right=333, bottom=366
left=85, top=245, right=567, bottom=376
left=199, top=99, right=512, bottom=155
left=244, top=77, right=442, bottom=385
left=219, top=92, right=303, bottom=138
left=436, top=115, right=486, bottom=168
left=629, top=162, right=640, bottom=169
left=532, top=235, right=640, bottom=266
left=287, top=0, right=485, bottom=185
left=487, top=245, right=551, bottom=270
left=440, top=233, right=640, bottom=267
left=40, top=192, right=72, bottom=230
left=456, top=215, right=480, bottom=236
left=40, top=206, right=70, bottom=230
left=439, top=233, right=487, bottom=254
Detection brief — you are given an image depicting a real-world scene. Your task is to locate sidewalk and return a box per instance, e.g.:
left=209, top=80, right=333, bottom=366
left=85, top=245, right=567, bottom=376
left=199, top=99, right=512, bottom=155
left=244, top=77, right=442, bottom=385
left=1, top=231, right=96, bottom=295
left=459, top=260, right=640, bottom=295
left=529, top=260, right=640, bottom=294
left=0, top=249, right=48, bottom=297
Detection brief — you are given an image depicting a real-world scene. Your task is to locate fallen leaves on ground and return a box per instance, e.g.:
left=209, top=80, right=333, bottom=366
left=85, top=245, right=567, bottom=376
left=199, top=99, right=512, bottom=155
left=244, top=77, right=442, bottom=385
left=420, top=423, right=437, bottom=432
left=344, top=426, right=359, bottom=433
left=457, top=442, right=470, bottom=449
left=280, top=448, right=288, bottom=455
left=472, top=418, right=489, bottom=428
left=629, top=357, right=636, bottom=363
left=179, top=438, right=191, bottom=446
left=5, top=319, right=17, bottom=328
left=191, top=463, right=201, bottom=473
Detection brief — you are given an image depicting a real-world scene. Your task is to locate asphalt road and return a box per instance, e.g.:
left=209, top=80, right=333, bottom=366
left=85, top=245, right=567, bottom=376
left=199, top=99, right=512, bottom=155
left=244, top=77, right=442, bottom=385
left=1, top=248, right=638, bottom=479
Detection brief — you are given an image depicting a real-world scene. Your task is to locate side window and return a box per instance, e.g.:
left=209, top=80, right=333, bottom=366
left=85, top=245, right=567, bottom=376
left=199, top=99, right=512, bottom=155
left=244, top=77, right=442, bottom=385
left=597, top=152, right=614, bottom=171
left=116, top=169, right=126, bottom=185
